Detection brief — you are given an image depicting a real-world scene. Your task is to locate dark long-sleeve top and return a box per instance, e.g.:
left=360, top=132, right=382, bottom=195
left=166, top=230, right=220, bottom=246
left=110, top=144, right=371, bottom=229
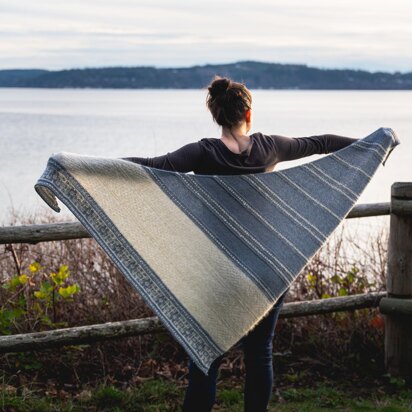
left=121, top=132, right=359, bottom=175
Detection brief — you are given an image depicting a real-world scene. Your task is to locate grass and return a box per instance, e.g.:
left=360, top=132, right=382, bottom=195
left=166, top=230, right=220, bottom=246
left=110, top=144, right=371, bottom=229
left=1, top=379, right=412, bottom=411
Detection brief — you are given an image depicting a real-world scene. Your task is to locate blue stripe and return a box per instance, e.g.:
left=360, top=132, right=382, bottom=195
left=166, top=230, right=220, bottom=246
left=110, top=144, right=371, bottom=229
left=220, top=175, right=327, bottom=243
left=254, top=169, right=350, bottom=234
left=179, top=174, right=296, bottom=280
left=146, top=167, right=289, bottom=299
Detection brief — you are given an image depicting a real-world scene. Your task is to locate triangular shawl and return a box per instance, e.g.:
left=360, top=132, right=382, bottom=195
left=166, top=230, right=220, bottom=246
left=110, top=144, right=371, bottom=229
left=34, top=127, right=400, bottom=375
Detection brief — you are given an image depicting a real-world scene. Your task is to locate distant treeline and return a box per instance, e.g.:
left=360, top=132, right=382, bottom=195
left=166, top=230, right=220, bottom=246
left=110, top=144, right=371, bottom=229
left=0, top=61, right=411, bottom=89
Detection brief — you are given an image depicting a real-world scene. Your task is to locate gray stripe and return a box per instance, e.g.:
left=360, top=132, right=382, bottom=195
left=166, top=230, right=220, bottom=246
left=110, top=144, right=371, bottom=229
left=178, top=173, right=294, bottom=283
left=242, top=175, right=327, bottom=243
left=331, top=154, right=373, bottom=179
left=301, top=164, right=357, bottom=202
left=215, top=176, right=317, bottom=263
left=275, top=171, right=342, bottom=221
left=304, top=162, right=358, bottom=199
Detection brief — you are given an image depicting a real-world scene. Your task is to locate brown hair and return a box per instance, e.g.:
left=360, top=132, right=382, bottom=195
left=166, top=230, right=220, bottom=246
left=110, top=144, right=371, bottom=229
left=206, top=75, right=252, bottom=128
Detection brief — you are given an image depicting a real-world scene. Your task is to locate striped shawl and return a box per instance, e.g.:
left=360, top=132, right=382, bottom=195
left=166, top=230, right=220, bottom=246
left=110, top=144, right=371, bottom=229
left=34, top=127, right=400, bottom=375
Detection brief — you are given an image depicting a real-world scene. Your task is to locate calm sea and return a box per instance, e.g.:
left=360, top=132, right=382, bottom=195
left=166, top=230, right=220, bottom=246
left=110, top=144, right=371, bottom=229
left=0, top=88, right=410, bottom=243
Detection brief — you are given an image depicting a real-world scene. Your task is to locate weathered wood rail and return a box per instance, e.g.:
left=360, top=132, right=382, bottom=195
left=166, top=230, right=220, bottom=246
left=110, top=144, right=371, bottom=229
left=0, top=182, right=411, bottom=380
left=0, top=292, right=386, bottom=353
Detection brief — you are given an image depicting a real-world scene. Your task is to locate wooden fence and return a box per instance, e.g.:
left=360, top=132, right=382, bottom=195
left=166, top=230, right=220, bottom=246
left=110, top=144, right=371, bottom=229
left=0, top=182, right=411, bottom=379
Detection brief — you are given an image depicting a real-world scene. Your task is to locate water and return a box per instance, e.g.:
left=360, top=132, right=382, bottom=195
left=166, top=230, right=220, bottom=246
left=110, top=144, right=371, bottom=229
left=0, top=88, right=410, bottom=242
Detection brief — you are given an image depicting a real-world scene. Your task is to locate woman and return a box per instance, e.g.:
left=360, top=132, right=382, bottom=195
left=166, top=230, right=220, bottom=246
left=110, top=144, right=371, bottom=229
left=122, top=76, right=358, bottom=411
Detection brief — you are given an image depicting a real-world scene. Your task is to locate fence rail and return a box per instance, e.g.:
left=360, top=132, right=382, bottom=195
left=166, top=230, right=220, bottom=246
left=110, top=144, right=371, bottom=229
left=1, top=182, right=411, bottom=380
left=0, top=292, right=386, bottom=354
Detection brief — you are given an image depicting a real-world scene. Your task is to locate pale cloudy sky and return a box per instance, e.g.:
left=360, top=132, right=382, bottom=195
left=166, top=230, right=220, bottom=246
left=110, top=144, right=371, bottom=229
left=1, top=0, right=411, bottom=72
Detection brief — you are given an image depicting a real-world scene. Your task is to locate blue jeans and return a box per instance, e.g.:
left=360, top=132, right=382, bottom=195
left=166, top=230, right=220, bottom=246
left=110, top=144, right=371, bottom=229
left=182, top=288, right=289, bottom=412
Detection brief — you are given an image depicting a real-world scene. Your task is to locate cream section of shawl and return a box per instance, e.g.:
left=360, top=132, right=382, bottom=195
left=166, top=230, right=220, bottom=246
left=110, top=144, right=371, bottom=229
left=59, top=154, right=273, bottom=351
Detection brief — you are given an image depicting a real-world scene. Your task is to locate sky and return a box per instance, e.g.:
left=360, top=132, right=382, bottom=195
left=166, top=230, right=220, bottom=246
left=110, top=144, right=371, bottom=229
left=0, top=0, right=411, bottom=73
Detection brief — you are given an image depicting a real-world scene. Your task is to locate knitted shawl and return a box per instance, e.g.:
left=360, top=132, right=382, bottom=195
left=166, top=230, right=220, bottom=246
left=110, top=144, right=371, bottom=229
left=34, top=127, right=399, bottom=375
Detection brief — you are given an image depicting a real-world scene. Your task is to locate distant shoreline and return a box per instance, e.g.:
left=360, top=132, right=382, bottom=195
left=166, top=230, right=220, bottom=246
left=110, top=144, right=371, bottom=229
left=1, top=60, right=411, bottom=90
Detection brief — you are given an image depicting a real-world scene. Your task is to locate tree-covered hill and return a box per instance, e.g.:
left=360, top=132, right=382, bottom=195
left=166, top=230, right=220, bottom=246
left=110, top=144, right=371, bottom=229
left=1, top=61, right=411, bottom=89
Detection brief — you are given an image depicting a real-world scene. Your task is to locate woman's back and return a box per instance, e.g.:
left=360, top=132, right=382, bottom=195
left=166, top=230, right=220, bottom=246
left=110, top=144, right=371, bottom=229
left=122, top=130, right=358, bottom=175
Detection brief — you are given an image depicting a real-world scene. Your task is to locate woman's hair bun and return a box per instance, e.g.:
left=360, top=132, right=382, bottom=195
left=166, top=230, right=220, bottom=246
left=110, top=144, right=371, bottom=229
left=206, top=75, right=252, bottom=128
left=208, top=76, right=230, bottom=98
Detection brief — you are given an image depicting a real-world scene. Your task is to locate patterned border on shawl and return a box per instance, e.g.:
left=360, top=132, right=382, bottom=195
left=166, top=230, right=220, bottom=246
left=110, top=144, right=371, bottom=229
left=35, top=158, right=223, bottom=375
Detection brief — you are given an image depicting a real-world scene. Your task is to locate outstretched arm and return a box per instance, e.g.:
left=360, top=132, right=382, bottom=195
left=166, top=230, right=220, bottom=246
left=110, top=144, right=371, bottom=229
left=271, top=133, right=359, bottom=162
left=120, top=142, right=203, bottom=173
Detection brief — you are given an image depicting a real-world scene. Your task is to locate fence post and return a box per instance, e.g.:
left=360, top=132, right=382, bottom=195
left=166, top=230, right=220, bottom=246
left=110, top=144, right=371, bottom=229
left=385, top=182, right=412, bottom=380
